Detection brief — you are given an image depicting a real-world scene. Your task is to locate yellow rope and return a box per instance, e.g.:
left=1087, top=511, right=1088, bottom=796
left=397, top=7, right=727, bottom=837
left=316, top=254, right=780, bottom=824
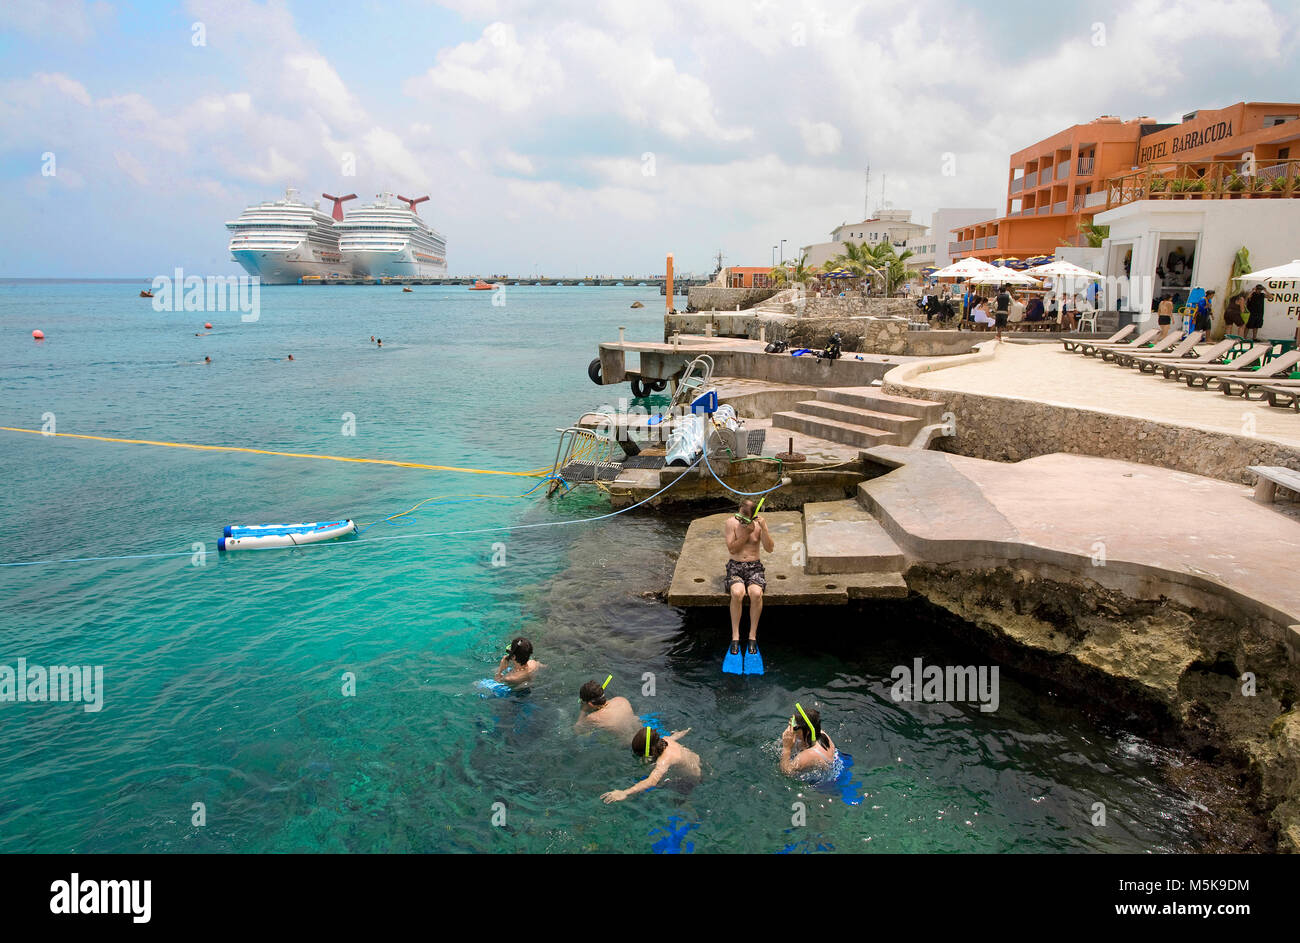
left=0, top=427, right=544, bottom=478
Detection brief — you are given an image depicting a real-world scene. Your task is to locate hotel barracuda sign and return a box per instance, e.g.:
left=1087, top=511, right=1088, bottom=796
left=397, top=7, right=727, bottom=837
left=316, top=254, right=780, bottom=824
left=1139, top=120, right=1233, bottom=164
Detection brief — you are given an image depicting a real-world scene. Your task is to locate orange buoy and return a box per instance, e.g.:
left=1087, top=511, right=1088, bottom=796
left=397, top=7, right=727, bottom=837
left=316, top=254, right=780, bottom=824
left=32, top=330, right=44, bottom=340
left=204, top=322, right=212, bottom=330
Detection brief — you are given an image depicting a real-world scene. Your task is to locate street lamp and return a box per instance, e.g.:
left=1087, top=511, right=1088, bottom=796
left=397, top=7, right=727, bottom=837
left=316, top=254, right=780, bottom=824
left=772, top=245, right=778, bottom=267
left=780, top=239, right=786, bottom=264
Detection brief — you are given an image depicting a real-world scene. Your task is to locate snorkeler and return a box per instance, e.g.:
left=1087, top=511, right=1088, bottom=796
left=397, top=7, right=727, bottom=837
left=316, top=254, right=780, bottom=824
left=203, top=356, right=211, bottom=364
left=722, top=496, right=774, bottom=674
left=287, top=354, right=294, bottom=361
left=601, top=727, right=701, bottom=803
left=494, top=637, right=544, bottom=688
left=780, top=703, right=836, bottom=775
left=575, top=676, right=642, bottom=737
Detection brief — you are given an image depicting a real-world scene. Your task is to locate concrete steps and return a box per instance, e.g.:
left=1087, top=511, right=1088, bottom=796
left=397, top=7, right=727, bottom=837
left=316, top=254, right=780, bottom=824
left=803, top=499, right=905, bottom=573
left=771, top=410, right=896, bottom=449
left=815, top=387, right=946, bottom=422
left=770, top=386, right=944, bottom=449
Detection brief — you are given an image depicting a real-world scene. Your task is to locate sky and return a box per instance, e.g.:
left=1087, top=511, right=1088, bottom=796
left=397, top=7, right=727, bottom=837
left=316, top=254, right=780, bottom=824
left=1, top=0, right=1297, bottom=277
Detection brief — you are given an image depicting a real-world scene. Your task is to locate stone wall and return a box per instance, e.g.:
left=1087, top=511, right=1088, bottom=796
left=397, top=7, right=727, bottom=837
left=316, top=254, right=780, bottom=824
left=685, top=285, right=779, bottom=312
left=803, top=296, right=918, bottom=320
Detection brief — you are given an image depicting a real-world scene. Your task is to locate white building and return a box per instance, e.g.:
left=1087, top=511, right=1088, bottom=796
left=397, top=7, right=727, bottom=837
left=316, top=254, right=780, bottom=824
left=1093, top=199, right=1300, bottom=338
left=801, top=210, right=930, bottom=268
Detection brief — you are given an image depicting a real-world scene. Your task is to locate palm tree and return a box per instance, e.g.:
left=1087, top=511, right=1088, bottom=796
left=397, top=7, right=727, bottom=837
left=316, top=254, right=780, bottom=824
left=827, top=241, right=883, bottom=286
left=789, top=253, right=813, bottom=285
left=855, top=240, right=916, bottom=295
left=767, top=266, right=789, bottom=288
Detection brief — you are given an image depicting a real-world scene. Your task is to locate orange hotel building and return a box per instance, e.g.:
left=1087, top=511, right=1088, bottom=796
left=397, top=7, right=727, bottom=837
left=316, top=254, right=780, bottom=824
left=951, top=102, right=1300, bottom=263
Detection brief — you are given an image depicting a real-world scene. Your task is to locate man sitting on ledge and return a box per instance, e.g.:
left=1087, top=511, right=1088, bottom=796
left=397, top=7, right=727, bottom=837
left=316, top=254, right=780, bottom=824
left=724, top=498, right=774, bottom=663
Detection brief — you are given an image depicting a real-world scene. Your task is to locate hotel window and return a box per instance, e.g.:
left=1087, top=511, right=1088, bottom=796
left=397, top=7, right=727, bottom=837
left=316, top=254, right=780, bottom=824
left=1264, top=115, right=1297, bottom=127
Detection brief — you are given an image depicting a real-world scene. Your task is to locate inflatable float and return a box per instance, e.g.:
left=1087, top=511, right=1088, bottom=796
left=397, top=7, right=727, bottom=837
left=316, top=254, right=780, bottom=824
left=218, top=520, right=356, bottom=551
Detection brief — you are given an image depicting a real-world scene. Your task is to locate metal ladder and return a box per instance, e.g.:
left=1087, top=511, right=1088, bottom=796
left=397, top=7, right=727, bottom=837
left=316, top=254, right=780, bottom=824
left=545, top=426, right=621, bottom=496
left=670, top=354, right=715, bottom=412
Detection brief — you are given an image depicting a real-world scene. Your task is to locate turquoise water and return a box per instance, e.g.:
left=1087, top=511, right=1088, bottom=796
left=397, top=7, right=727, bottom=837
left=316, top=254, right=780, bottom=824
left=0, top=282, right=1238, bottom=853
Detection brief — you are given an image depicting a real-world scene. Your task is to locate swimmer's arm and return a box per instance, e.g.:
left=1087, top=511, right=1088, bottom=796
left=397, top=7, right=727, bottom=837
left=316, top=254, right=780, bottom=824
left=779, top=727, right=798, bottom=775
left=493, top=655, right=511, bottom=683
left=757, top=517, right=775, bottom=553
left=665, top=728, right=691, bottom=742
left=616, top=758, right=670, bottom=800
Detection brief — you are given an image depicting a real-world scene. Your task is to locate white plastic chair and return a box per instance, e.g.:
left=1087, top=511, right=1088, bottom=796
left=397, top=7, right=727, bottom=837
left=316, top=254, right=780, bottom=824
left=1077, top=312, right=1098, bottom=333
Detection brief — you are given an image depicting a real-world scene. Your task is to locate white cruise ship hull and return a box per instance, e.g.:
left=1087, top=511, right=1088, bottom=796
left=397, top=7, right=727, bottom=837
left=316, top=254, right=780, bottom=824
left=230, top=245, right=352, bottom=285
left=344, top=245, right=448, bottom=279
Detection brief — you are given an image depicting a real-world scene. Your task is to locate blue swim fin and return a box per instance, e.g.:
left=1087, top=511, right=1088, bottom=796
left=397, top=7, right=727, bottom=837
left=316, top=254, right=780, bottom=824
left=743, top=643, right=764, bottom=675
left=722, top=641, right=744, bottom=674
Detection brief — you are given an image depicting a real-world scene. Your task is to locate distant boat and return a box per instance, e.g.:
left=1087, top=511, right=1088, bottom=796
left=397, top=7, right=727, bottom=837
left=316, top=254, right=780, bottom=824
left=402, top=287, right=413, bottom=292
left=469, top=280, right=499, bottom=291
left=139, top=290, right=153, bottom=298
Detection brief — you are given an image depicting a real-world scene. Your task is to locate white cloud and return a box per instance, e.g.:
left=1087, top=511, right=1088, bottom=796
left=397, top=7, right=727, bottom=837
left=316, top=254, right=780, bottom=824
left=798, top=120, right=842, bottom=157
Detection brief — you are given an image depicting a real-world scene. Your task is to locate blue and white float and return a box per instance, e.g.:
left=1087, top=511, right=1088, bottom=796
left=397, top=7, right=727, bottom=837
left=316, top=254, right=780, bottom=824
left=217, top=520, right=356, bottom=551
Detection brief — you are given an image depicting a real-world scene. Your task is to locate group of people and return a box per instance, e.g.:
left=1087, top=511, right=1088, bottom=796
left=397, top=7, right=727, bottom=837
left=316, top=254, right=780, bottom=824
left=918, top=286, right=1092, bottom=337
left=486, top=497, right=839, bottom=802
left=1156, top=283, right=1276, bottom=342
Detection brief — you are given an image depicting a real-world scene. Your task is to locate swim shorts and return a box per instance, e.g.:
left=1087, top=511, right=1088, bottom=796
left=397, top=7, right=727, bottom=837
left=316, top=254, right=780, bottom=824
left=725, top=559, right=766, bottom=589
left=994, top=312, right=1008, bottom=328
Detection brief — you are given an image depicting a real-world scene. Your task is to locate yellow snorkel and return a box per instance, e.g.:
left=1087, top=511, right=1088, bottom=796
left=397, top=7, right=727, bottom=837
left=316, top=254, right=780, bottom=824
left=644, top=726, right=653, bottom=758
left=793, top=702, right=816, bottom=743
left=602, top=675, right=612, bottom=691
left=735, top=496, right=766, bottom=526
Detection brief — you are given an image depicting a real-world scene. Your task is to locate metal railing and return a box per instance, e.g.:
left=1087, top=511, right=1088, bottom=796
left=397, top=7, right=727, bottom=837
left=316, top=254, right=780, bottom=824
left=1077, top=157, right=1095, bottom=176
left=1103, top=159, right=1300, bottom=208
left=950, top=239, right=974, bottom=253
left=1053, top=200, right=1067, bottom=214
left=1010, top=177, right=1024, bottom=194
left=1024, top=170, right=1038, bottom=188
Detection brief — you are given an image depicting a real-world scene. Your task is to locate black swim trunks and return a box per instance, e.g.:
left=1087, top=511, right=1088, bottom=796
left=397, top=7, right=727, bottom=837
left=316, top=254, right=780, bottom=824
left=725, top=558, right=766, bottom=589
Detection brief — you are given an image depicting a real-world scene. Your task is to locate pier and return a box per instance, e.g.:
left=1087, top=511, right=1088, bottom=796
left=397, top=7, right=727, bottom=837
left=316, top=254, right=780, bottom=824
left=298, top=275, right=707, bottom=293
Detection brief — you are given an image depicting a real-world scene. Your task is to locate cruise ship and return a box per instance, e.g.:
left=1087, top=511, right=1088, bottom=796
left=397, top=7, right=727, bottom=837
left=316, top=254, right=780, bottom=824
left=225, top=187, right=350, bottom=284
left=336, top=192, right=448, bottom=278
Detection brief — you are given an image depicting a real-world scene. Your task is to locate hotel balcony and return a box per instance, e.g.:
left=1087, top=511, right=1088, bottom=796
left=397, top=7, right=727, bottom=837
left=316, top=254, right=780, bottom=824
left=950, top=239, right=974, bottom=253
left=1077, top=157, right=1095, bottom=176
left=1102, top=159, right=1300, bottom=210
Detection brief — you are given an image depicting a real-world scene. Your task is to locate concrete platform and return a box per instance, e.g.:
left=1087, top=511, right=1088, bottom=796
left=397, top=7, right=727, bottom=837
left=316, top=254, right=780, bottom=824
left=803, top=499, right=905, bottom=574
left=666, top=511, right=907, bottom=606
left=859, top=446, right=1300, bottom=637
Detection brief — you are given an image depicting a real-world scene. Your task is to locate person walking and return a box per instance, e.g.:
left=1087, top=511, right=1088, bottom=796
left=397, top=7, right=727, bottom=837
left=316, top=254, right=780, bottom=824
left=1245, top=284, right=1273, bottom=342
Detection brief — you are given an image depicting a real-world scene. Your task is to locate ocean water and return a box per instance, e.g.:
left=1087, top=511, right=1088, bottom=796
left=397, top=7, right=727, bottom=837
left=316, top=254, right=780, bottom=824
left=0, top=281, right=1244, bottom=853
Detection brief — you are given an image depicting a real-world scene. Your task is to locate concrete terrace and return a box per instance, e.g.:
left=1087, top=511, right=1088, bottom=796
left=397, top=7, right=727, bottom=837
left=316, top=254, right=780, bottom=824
left=901, top=340, right=1300, bottom=448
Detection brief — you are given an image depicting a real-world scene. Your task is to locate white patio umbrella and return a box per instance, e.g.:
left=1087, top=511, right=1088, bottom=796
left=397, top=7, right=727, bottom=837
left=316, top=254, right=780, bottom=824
left=930, top=257, right=1002, bottom=279
left=1232, top=259, right=1300, bottom=284
left=970, top=269, right=1042, bottom=287
left=1024, top=259, right=1103, bottom=279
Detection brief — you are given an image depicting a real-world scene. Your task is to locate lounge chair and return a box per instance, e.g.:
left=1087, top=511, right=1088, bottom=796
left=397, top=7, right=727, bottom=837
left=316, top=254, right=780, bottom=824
left=1210, top=351, right=1300, bottom=396
left=1078, top=327, right=1161, bottom=358
left=1131, top=338, right=1234, bottom=375
left=1099, top=329, right=1181, bottom=363
left=1258, top=385, right=1300, bottom=410
left=1180, top=343, right=1268, bottom=385
left=1243, top=378, right=1300, bottom=402
left=1163, top=343, right=1269, bottom=381
left=1063, top=324, right=1133, bottom=352
left=1113, top=331, right=1203, bottom=368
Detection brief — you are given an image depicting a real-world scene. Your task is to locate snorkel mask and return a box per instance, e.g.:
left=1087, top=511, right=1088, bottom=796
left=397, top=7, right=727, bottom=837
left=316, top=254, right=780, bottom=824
left=735, top=496, right=766, bottom=526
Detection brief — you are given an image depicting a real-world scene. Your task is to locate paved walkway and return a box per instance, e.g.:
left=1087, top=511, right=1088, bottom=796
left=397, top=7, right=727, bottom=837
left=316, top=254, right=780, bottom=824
left=904, top=341, right=1300, bottom=447
left=862, top=446, right=1300, bottom=631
